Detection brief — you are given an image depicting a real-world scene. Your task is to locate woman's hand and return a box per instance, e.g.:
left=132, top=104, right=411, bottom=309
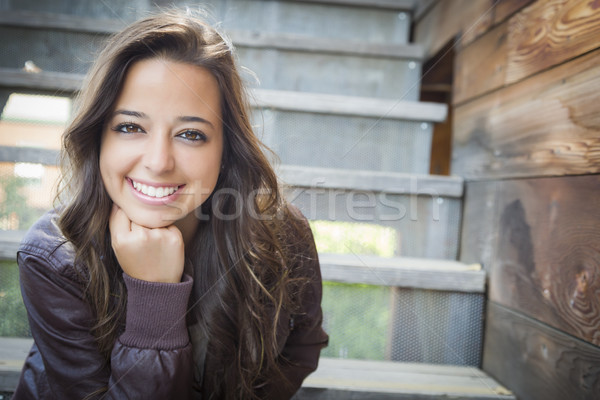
left=109, top=205, right=185, bottom=283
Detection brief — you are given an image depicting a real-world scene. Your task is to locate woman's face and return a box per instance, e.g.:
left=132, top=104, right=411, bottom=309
left=100, top=58, right=224, bottom=230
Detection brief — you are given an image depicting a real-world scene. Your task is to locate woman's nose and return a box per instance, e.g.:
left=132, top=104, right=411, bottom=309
left=143, top=133, right=175, bottom=174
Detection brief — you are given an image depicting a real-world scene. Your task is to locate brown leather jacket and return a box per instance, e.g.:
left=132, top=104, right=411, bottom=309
left=13, top=209, right=328, bottom=399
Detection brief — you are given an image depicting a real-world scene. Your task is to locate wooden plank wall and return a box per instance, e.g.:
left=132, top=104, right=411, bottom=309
left=416, top=1, right=600, bottom=399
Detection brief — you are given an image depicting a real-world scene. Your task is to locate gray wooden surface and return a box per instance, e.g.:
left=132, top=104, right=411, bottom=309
left=320, top=253, right=484, bottom=292
left=0, top=338, right=514, bottom=399
left=294, top=357, right=515, bottom=399
left=0, top=231, right=24, bottom=261
left=278, top=165, right=464, bottom=197
left=252, top=89, right=448, bottom=121
left=0, top=146, right=60, bottom=166
left=0, top=338, right=31, bottom=392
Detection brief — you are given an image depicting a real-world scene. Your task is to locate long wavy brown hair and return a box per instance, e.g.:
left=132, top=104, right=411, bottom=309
left=58, top=10, right=312, bottom=399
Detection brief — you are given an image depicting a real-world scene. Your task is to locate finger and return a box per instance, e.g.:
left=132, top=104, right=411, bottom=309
left=166, top=224, right=184, bottom=241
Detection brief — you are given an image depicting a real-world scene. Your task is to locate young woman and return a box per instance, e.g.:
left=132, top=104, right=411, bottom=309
left=13, top=10, right=328, bottom=400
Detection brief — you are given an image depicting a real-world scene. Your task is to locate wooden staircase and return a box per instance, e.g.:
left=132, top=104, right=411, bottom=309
left=0, top=1, right=515, bottom=399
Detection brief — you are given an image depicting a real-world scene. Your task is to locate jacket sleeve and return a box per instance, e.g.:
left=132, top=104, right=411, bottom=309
left=15, top=249, right=194, bottom=400
left=260, top=211, right=329, bottom=399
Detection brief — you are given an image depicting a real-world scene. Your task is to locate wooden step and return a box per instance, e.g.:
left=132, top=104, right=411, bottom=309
left=0, top=69, right=442, bottom=120
left=278, top=166, right=463, bottom=260
left=252, top=89, right=446, bottom=121
left=228, top=30, right=422, bottom=59
left=0, top=11, right=423, bottom=99
left=253, top=92, right=445, bottom=174
left=278, top=165, right=463, bottom=196
left=294, top=358, right=516, bottom=399
left=220, top=33, right=423, bottom=99
left=320, top=253, right=484, bottom=293
left=213, top=0, right=412, bottom=45
left=0, top=78, right=447, bottom=174
left=0, top=340, right=514, bottom=399
left=0, top=338, right=31, bottom=393
left=278, top=0, right=416, bottom=11
left=0, top=1, right=413, bottom=44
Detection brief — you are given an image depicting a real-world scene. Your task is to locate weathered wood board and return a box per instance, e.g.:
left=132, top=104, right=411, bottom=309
left=483, top=302, right=600, bottom=400
left=453, top=22, right=508, bottom=105
left=452, top=46, right=600, bottom=180
left=493, top=0, right=535, bottom=25
left=454, top=0, right=600, bottom=105
left=458, top=180, right=500, bottom=274
left=488, top=175, right=600, bottom=347
left=414, top=0, right=493, bottom=59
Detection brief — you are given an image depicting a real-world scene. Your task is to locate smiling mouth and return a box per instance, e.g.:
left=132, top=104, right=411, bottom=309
left=129, top=178, right=181, bottom=199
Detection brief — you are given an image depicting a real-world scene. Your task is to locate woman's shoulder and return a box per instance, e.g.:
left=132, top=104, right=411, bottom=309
left=18, top=209, right=79, bottom=278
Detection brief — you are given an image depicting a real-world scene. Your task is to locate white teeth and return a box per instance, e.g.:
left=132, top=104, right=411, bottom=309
left=131, top=180, right=178, bottom=198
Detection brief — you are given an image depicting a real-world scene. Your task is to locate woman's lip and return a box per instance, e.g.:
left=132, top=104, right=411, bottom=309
left=126, top=178, right=184, bottom=205
left=127, top=177, right=181, bottom=188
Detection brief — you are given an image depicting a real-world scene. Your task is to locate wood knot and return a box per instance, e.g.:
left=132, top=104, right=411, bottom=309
left=576, top=270, right=589, bottom=293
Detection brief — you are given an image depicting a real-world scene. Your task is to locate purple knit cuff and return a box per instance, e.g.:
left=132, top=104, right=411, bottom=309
left=120, top=273, right=193, bottom=350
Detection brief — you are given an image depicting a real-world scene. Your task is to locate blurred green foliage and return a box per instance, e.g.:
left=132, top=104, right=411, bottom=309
left=0, top=175, right=46, bottom=231
left=309, top=220, right=396, bottom=257
left=310, top=220, right=394, bottom=360
left=320, top=282, right=390, bottom=360
left=0, top=261, right=30, bottom=337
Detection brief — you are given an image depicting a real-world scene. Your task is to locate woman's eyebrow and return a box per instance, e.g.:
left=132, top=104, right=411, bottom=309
left=177, top=115, right=215, bottom=129
left=110, top=110, right=214, bottom=129
left=111, top=109, right=148, bottom=119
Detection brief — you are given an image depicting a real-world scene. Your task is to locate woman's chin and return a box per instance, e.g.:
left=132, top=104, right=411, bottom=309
left=128, top=211, right=182, bottom=229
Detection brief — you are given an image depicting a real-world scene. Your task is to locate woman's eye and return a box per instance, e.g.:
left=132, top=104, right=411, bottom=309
left=177, top=130, right=207, bottom=142
left=114, top=123, right=144, bottom=134
left=113, top=124, right=144, bottom=133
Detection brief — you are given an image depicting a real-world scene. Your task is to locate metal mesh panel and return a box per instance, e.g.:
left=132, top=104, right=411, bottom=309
left=256, top=110, right=433, bottom=174
left=285, top=187, right=462, bottom=260
left=320, top=283, right=484, bottom=367
left=389, top=289, right=484, bottom=366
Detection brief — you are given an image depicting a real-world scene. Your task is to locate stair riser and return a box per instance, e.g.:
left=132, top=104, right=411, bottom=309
left=256, top=110, right=433, bottom=174
left=239, top=47, right=421, bottom=99
left=2, top=0, right=412, bottom=44
left=203, top=0, right=410, bottom=44
left=284, top=188, right=461, bottom=260
left=0, top=27, right=103, bottom=74
left=0, top=0, right=146, bottom=20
